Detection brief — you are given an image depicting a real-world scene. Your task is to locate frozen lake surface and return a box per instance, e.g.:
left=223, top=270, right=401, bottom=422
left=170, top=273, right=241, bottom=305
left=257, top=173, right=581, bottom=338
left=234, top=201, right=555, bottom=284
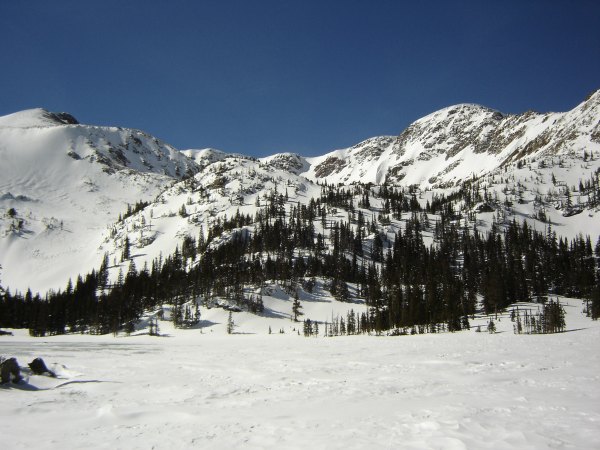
left=1, top=298, right=599, bottom=449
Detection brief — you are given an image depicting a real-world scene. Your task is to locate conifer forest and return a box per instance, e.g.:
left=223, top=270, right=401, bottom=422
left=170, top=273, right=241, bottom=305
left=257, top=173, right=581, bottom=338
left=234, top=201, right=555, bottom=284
left=2, top=182, right=599, bottom=336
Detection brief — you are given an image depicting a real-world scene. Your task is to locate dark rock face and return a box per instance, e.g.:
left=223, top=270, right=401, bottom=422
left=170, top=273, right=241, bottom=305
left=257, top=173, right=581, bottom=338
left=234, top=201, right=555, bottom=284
left=314, top=156, right=347, bottom=178
left=51, top=112, right=79, bottom=125
left=38, top=110, right=80, bottom=125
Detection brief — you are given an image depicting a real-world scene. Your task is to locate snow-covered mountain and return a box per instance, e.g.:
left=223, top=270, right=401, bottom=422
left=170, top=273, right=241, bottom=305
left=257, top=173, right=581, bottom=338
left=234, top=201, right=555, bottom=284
left=299, top=89, right=600, bottom=187
left=0, top=108, right=198, bottom=177
left=1, top=90, right=599, bottom=294
left=0, top=109, right=199, bottom=292
left=3, top=97, right=599, bottom=450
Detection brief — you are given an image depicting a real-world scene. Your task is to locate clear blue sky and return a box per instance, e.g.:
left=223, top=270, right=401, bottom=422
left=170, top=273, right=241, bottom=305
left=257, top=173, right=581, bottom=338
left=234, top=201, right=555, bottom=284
left=1, top=0, right=599, bottom=157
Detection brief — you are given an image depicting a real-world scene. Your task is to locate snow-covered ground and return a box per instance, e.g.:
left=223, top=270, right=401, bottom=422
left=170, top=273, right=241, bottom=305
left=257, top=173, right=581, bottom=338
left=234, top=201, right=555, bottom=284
left=1, top=298, right=598, bottom=449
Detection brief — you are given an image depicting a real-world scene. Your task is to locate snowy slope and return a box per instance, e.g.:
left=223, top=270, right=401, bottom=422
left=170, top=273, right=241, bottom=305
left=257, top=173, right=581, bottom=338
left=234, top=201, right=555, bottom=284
left=97, top=153, right=323, bottom=282
left=0, top=109, right=199, bottom=293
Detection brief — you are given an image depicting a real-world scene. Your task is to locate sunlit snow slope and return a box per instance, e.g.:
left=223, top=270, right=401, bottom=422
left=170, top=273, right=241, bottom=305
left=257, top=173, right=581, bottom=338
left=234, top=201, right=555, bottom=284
left=0, top=109, right=199, bottom=292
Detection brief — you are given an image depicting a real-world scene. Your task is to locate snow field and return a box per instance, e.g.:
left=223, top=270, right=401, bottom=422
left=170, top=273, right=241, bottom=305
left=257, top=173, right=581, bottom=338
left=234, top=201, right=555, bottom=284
left=1, top=298, right=599, bottom=449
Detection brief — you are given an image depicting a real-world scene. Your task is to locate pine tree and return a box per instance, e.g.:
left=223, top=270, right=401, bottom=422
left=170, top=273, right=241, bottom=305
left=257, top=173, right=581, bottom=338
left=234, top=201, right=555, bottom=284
left=127, top=259, right=137, bottom=281
left=564, top=185, right=572, bottom=209
left=117, top=267, right=124, bottom=287
left=66, top=278, right=73, bottom=295
left=149, top=316, right=160, bottom=336
left=227, top=311, right=235, bottom=334
left=542, top=299, right=566, bottom=333
left=179, top=203, right=188, bottom=217
left=303, top=319, right=313, bottom=336
left=588, top=283, right=600, bottom=320
left=193, top=301, right=201, bottom=325
left=121, top=236, right=131, bottom=262
left=292, top=291, right=303, bottom=322
left=99, top=252, right=110, bottom=290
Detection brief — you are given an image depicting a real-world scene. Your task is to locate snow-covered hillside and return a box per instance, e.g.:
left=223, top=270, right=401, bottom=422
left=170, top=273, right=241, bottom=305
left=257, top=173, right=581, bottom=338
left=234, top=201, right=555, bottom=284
left=100, top=142, right=599, bottom=301
left=97, top=154, right=323, bottom=279
left=0, top=109, right=199, bottom=292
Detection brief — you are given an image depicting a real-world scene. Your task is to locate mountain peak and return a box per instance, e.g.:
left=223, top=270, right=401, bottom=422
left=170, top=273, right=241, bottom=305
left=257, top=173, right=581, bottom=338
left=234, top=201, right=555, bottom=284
left=0, top=108, right=79, bottom=128
left=414, top=103, right=503, bottom=126
left=584, top=88, right=600, bottom=103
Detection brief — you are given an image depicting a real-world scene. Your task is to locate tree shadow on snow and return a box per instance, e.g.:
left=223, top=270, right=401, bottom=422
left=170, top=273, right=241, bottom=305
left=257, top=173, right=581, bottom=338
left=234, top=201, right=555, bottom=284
left=191, top=319, right=220, bottom=329
left=257, top=309, right=288, bottom=319
left=299, top=291, right=333, bottom=304
left=559, top=327, right=589, bottom=333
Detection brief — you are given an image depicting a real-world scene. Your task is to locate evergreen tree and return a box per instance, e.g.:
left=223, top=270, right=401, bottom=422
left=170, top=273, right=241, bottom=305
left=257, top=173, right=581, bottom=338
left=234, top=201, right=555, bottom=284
left=121, top=236, right=131, bottom=262
left=227, top=311, right=235, bottom=334
left=99, top=252, right=110, bottom=290
left=292, top=291, right=303, bottom=322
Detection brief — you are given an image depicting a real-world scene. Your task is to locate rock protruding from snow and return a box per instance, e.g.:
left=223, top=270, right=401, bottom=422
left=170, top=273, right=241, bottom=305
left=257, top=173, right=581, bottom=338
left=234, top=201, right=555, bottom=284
left=28, top=358, right=56, bottom=377
left=260, top=153, right=309, bottom=175
left=0, top=357, right=22, bottom=384
left=181, top=148, right=242, bottom=170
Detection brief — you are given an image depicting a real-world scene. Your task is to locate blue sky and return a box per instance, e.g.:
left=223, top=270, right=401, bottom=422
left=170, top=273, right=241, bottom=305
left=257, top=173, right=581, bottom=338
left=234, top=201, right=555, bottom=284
left=1, top=0, right=599, bottom=157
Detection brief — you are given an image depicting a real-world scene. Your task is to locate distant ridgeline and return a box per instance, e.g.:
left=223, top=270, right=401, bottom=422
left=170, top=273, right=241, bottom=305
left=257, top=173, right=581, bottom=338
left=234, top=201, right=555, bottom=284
left=1, top=182, right=599, bottom=336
